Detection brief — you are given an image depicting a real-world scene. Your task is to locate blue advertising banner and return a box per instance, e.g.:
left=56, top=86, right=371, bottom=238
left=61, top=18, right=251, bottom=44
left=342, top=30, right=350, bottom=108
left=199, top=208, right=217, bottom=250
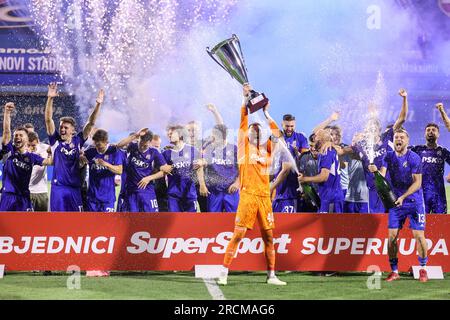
left=0, top=0, right=61, bottom=87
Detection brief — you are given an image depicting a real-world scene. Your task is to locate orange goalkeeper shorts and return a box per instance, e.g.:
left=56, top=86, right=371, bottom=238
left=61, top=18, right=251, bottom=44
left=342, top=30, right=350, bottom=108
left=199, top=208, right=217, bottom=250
left=235, top=192, right=275, bottom=230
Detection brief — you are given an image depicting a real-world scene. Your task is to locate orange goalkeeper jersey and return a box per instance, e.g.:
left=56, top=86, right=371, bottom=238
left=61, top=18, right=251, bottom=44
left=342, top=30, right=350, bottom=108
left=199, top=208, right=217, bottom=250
left=238, top=105, right=282, bottom=197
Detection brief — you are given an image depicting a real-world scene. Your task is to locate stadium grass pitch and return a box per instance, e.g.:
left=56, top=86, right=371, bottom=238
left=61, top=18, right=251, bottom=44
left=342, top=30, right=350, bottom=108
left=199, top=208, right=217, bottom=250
left=0, top=271, right=448, bottom=300
left=0, top=187, right=448, bottom=300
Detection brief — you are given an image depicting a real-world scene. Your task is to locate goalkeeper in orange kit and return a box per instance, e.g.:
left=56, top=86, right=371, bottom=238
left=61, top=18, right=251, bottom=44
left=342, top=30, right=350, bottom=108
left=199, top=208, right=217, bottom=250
left=217, top=84, right=287, bottom=286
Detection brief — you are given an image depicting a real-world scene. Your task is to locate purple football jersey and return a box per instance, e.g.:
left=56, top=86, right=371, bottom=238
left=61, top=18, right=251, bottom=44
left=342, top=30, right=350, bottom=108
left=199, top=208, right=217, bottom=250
left=162, top=144, right=200, bottom=200
left=49, top=131, right=86, bottom=187
left=85, top=145, right=122, bottom=203
left=1, top=142, right=44, bottom=196
left=125, top=142, right=166, bottom=193
left=382, top=150, right=423, bottom=204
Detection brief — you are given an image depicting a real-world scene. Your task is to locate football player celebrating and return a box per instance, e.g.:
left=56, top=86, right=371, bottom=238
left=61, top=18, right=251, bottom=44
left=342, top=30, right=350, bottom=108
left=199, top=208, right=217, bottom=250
left=369, top=128, right=428, bottom=282
left=44, top=82, right=104, bottom=212
left=27, top=131, right=51, bottom=212
left=83, top=129, right=123, bottom=212
left=281, top=113, right=309, bottom=158
left=0, top=103, right=52, bottom=211
left=297, top=134, right=320, bottom=212
left=163, top=125, right=205, bottom=212
left=116, top=129, right=172, bottom=212
left=202, top=124, right=240, bottom=212
left=270, top=145, right=295, bottom=212
left=410, top=122, right=450, bottom=213
left=298, top=129, right=343, bottom=213
left=352, top=89, right=408, bottom=213
left=217, top=83, right=286, bottom=286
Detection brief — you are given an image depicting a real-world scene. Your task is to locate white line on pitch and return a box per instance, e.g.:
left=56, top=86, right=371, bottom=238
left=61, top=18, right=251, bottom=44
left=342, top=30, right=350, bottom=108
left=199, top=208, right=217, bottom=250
left=202, top=278, right=226, bottom=300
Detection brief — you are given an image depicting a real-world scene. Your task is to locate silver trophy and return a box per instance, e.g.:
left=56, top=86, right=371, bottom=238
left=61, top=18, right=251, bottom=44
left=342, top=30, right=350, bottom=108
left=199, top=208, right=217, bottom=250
left=206, top=34, right=269, bottom=114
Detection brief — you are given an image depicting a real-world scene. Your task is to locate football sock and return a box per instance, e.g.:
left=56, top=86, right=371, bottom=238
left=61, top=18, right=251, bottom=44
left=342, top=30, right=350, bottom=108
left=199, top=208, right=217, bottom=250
left=223, top=227, right=247, bottom=269
left=418, top=256, right=428, bottom=267
left=262, top=228, right=276, bottom=273
left=389, top=258, right=399, bottom=273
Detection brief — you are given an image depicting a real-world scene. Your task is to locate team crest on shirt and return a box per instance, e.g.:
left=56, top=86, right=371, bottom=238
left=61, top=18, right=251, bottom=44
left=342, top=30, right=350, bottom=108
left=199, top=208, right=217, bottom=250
left=23, top=156, right=29, bottom=162
left=70, top=143, right=74, bottom=149
left=403, top=161, right=408, bottom=168
left=184, top=153, right=190, bottom=159
left=104, top=155, right=109, bottom=161
left=437, top=150, right=442, bottom=156
left=146, top=154, right=151, bottom=160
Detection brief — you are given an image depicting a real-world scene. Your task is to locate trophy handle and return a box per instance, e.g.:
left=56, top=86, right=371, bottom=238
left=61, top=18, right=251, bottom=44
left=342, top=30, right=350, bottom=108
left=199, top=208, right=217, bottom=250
left=206, top=47, right=229, bottom=73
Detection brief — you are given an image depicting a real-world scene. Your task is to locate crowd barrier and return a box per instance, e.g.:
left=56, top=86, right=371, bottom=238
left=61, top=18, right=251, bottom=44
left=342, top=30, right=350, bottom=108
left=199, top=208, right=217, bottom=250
left=0, top=213, right=448, bottom=272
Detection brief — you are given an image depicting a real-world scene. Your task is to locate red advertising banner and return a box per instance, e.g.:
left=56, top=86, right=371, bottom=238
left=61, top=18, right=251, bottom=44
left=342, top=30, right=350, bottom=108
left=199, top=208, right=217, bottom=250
left=0, top=213, right=448, bottom=272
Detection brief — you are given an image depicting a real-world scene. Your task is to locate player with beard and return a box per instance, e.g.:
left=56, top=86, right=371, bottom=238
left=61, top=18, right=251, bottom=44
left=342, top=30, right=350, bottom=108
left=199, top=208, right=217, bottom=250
left=45, top=83, right=104, bottom=212
left=410, top=123, right=450, bottom=213
left=0, top=103, right=52, bottom=211
left=369, top=128, right=428, bottom=282
left=217, top=84, right=286, bottom=286
left=281, top=114, right=309, bottom=158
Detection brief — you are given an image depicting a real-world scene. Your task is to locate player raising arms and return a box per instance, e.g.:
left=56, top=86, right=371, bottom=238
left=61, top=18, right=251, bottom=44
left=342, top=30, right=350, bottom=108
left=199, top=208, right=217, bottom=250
left=0, top=103, right=52, bottom=211
left=435, top=102, right=450, bottom=132
left=369, top=128, right=428, bottom=282
left=45, top=83, right=104, bottom=212
left=217, top=83, right=286, bottom=286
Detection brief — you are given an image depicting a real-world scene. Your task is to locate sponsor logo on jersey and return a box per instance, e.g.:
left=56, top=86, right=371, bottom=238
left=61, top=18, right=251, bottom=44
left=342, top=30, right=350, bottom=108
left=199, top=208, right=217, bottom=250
left=12, top=158, right=31, bottom=171
left=172, top=161, right=191, bottom=169
left=60, top=147, right=77, bottom=156
left=91, top=163, right=108, bottom=171
left=211, top=158, right=233, bottom=166
left=131, top=156, right=149, bottom=169
left=422, top=156, right=443, bottom=164
left=373, top=148, right=387, bottom=159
